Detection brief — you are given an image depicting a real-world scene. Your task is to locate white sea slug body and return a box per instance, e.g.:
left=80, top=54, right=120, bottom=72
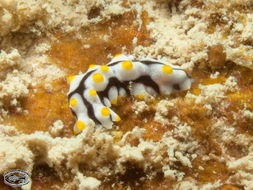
left=68, top=54, right=191, bottom=134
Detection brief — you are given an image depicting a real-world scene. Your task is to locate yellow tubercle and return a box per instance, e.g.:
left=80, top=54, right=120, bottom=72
left=89, top=89, right=97, bottom=96
left=122, top=61, right=133, bottom=70
left=92, top=73, right=104, bottom=83
left=67, top=75, right=76, bottom=84
left=162, top=65, right=173, bottom=74
left=88, top=64, right=97, bottom=69
left=136, top=93, right=144, bottom=100
left=111, top=98, right=118, bottom=105
left=70, top=98, right=77, bottom=107
left=76, top=120, right=86, bottom=131
left=100, top=65, right=109, bottom=72
left=114, top=115, right=121, bottom=122
left=101, top=107, right=110, bottom=117
left=114, top=53, right=123, bottom=58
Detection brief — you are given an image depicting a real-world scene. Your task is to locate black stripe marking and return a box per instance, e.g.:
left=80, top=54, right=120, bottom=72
left=132, top=75, right=160, bottom=94
left=68, top=70, right=101, bottom=125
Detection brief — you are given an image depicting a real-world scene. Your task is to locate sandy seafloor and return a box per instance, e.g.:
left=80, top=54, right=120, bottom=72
left=0, top=0, right=253, bottom=189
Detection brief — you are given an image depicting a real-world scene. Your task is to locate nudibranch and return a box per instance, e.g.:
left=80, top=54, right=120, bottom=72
left=68, top=54, right=191, bottom=134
